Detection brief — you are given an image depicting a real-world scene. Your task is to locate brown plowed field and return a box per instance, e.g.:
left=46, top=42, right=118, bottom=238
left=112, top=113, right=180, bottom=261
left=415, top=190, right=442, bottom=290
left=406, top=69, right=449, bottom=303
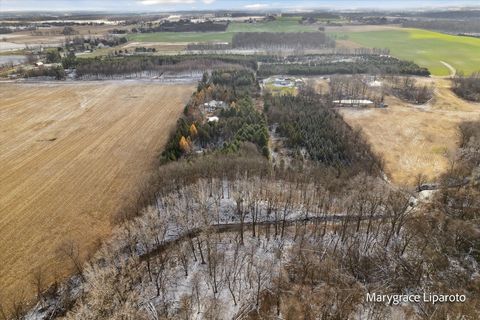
left=0, top=81, right=193, bottom=305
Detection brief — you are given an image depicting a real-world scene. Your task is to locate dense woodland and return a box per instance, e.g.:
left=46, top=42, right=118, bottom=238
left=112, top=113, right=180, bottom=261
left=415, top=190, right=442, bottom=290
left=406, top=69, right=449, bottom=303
left=265, top=90, right=383, bottom=175
left=452, top=72, right=480, bottom=102
left=231, top=32, right=335, bottom=50
left=162, top=69, right=269, bottom=161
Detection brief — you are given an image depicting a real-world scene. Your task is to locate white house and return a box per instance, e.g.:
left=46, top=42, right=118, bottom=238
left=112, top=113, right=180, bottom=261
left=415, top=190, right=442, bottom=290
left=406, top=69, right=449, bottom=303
left=203, top=100, right=228, bottom=113
left=332, top=99, right=374, bottom=107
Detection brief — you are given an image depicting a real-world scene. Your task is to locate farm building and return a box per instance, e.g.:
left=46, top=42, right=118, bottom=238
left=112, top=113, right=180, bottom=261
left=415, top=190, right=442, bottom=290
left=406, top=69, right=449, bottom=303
left=274, top=77, right=294, bottom=87
left=203, top=100, right=228, bottom=113
left=207, top=116, right=219, bottom=122
left=333, top=99, right=375, bottom=107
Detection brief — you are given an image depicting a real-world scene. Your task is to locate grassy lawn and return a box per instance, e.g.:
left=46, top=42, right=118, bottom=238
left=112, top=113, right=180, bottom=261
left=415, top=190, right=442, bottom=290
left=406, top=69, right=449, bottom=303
left=265, top=83, right=297, bottom=96
left=127, top=17, right=318, bottom=43
left=329, top=28, right=480, bottom=76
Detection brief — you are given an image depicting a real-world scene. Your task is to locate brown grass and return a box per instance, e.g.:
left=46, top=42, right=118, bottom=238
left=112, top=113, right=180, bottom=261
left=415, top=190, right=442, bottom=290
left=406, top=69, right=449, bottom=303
left=0, top=81, right=193, bottom=306
left=335, top=77, right=480, bottom=186
left=2, top=25, right=115, bottom=45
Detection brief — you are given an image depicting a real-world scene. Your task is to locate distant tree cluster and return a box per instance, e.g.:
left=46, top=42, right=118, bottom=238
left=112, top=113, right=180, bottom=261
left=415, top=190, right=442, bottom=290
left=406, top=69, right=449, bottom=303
left=64, top=36, right=127, bottom=53
left=386, top=76, right=434, bottom=104
left=328, top=75, right=381, bottom=103
left=134, top=46, right=156, bottom=53
left=45, top=49, right=62, bottom=63
left=452, top=72, right=480, bottom=102
left=283, top=12, right=340, bottom=19
left=62, top=26, right=77, bottom=35
left=232, top=32, right=335, bottom=49
left=0, top=27, right=13, bottom=34
left=18, top=65, right=65, bottom=80
left=109, top=28, right=128, bottom=34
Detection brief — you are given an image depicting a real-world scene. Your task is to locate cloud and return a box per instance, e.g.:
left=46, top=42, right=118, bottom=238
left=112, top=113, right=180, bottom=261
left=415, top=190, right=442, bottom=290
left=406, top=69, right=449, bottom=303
left=138, top=0, right=215, bottom=5
left=244, top=3, right=268, bottom=9
left=139, top=0, right=196, bottom=5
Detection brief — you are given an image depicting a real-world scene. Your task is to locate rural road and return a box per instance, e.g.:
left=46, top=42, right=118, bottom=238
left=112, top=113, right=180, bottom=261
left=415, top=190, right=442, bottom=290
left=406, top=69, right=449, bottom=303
left=440, top=61, right=456, bottom=77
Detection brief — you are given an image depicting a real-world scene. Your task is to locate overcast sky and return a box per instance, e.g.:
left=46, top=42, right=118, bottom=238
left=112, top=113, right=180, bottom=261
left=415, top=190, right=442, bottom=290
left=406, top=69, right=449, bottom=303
left=1, top=0, right=479, bottom=12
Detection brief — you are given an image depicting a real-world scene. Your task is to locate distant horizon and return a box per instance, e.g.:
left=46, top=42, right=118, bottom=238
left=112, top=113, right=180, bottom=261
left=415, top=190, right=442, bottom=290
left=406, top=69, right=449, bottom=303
left=1, top=0, right=480, bottom=13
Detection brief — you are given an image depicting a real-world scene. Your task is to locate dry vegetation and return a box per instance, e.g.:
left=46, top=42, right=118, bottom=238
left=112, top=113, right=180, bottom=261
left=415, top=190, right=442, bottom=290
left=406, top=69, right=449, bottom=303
left=335, top=77, right=480, bottom=185
left=0, top=81, right=193, bottom=306
left=2, top=25, right=114, bottom=45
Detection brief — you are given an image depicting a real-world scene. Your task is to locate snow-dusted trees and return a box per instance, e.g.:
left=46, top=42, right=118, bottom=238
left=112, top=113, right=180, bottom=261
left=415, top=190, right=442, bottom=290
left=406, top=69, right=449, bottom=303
left=59, top=165, right=479, bottom=319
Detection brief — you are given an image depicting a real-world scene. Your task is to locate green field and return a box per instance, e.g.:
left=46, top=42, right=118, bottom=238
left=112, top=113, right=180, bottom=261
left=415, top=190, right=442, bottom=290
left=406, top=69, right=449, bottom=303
left=127, top=31, right=232, bottom=43
left=330, top=28, right=480, bottom=76
left=127, top=17, right=318, bottom=43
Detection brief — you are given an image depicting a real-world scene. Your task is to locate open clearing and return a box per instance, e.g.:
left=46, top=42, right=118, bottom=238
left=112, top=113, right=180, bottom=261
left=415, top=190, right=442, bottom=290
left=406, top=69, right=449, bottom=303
left=328, top=27, right=480, bottom=76
left=336, top=78, right=480, bottom=185
left=0, top=81, right=193, bottom=304
left=0, top=25, right=117, bottom=52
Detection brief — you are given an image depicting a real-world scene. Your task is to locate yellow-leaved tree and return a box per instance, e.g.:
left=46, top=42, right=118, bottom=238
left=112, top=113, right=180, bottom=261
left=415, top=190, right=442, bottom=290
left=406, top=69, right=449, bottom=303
left=189, top=123, right=198, bottom=138
left=179, top=136, right=191, bottom=153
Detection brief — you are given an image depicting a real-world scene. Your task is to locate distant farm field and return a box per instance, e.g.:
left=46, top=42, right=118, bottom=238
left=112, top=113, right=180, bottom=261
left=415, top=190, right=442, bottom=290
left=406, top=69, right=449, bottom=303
left=127, top=31, right=233, bottom=43
left=0, top=82, right=193, bottom=304
left=329, top=28, right=480, bottom=76
left=127, top=17, right=318, bottom=43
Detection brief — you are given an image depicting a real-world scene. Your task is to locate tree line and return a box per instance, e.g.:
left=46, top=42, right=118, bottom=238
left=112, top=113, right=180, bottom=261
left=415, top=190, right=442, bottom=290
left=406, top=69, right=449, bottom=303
left=135, top=20, right=229, bottom=33
left=231, top=32, right=335, bottom=49
left=75, top=55, right=257, bottom=79
left=258, top=55, right=430, bottom=77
